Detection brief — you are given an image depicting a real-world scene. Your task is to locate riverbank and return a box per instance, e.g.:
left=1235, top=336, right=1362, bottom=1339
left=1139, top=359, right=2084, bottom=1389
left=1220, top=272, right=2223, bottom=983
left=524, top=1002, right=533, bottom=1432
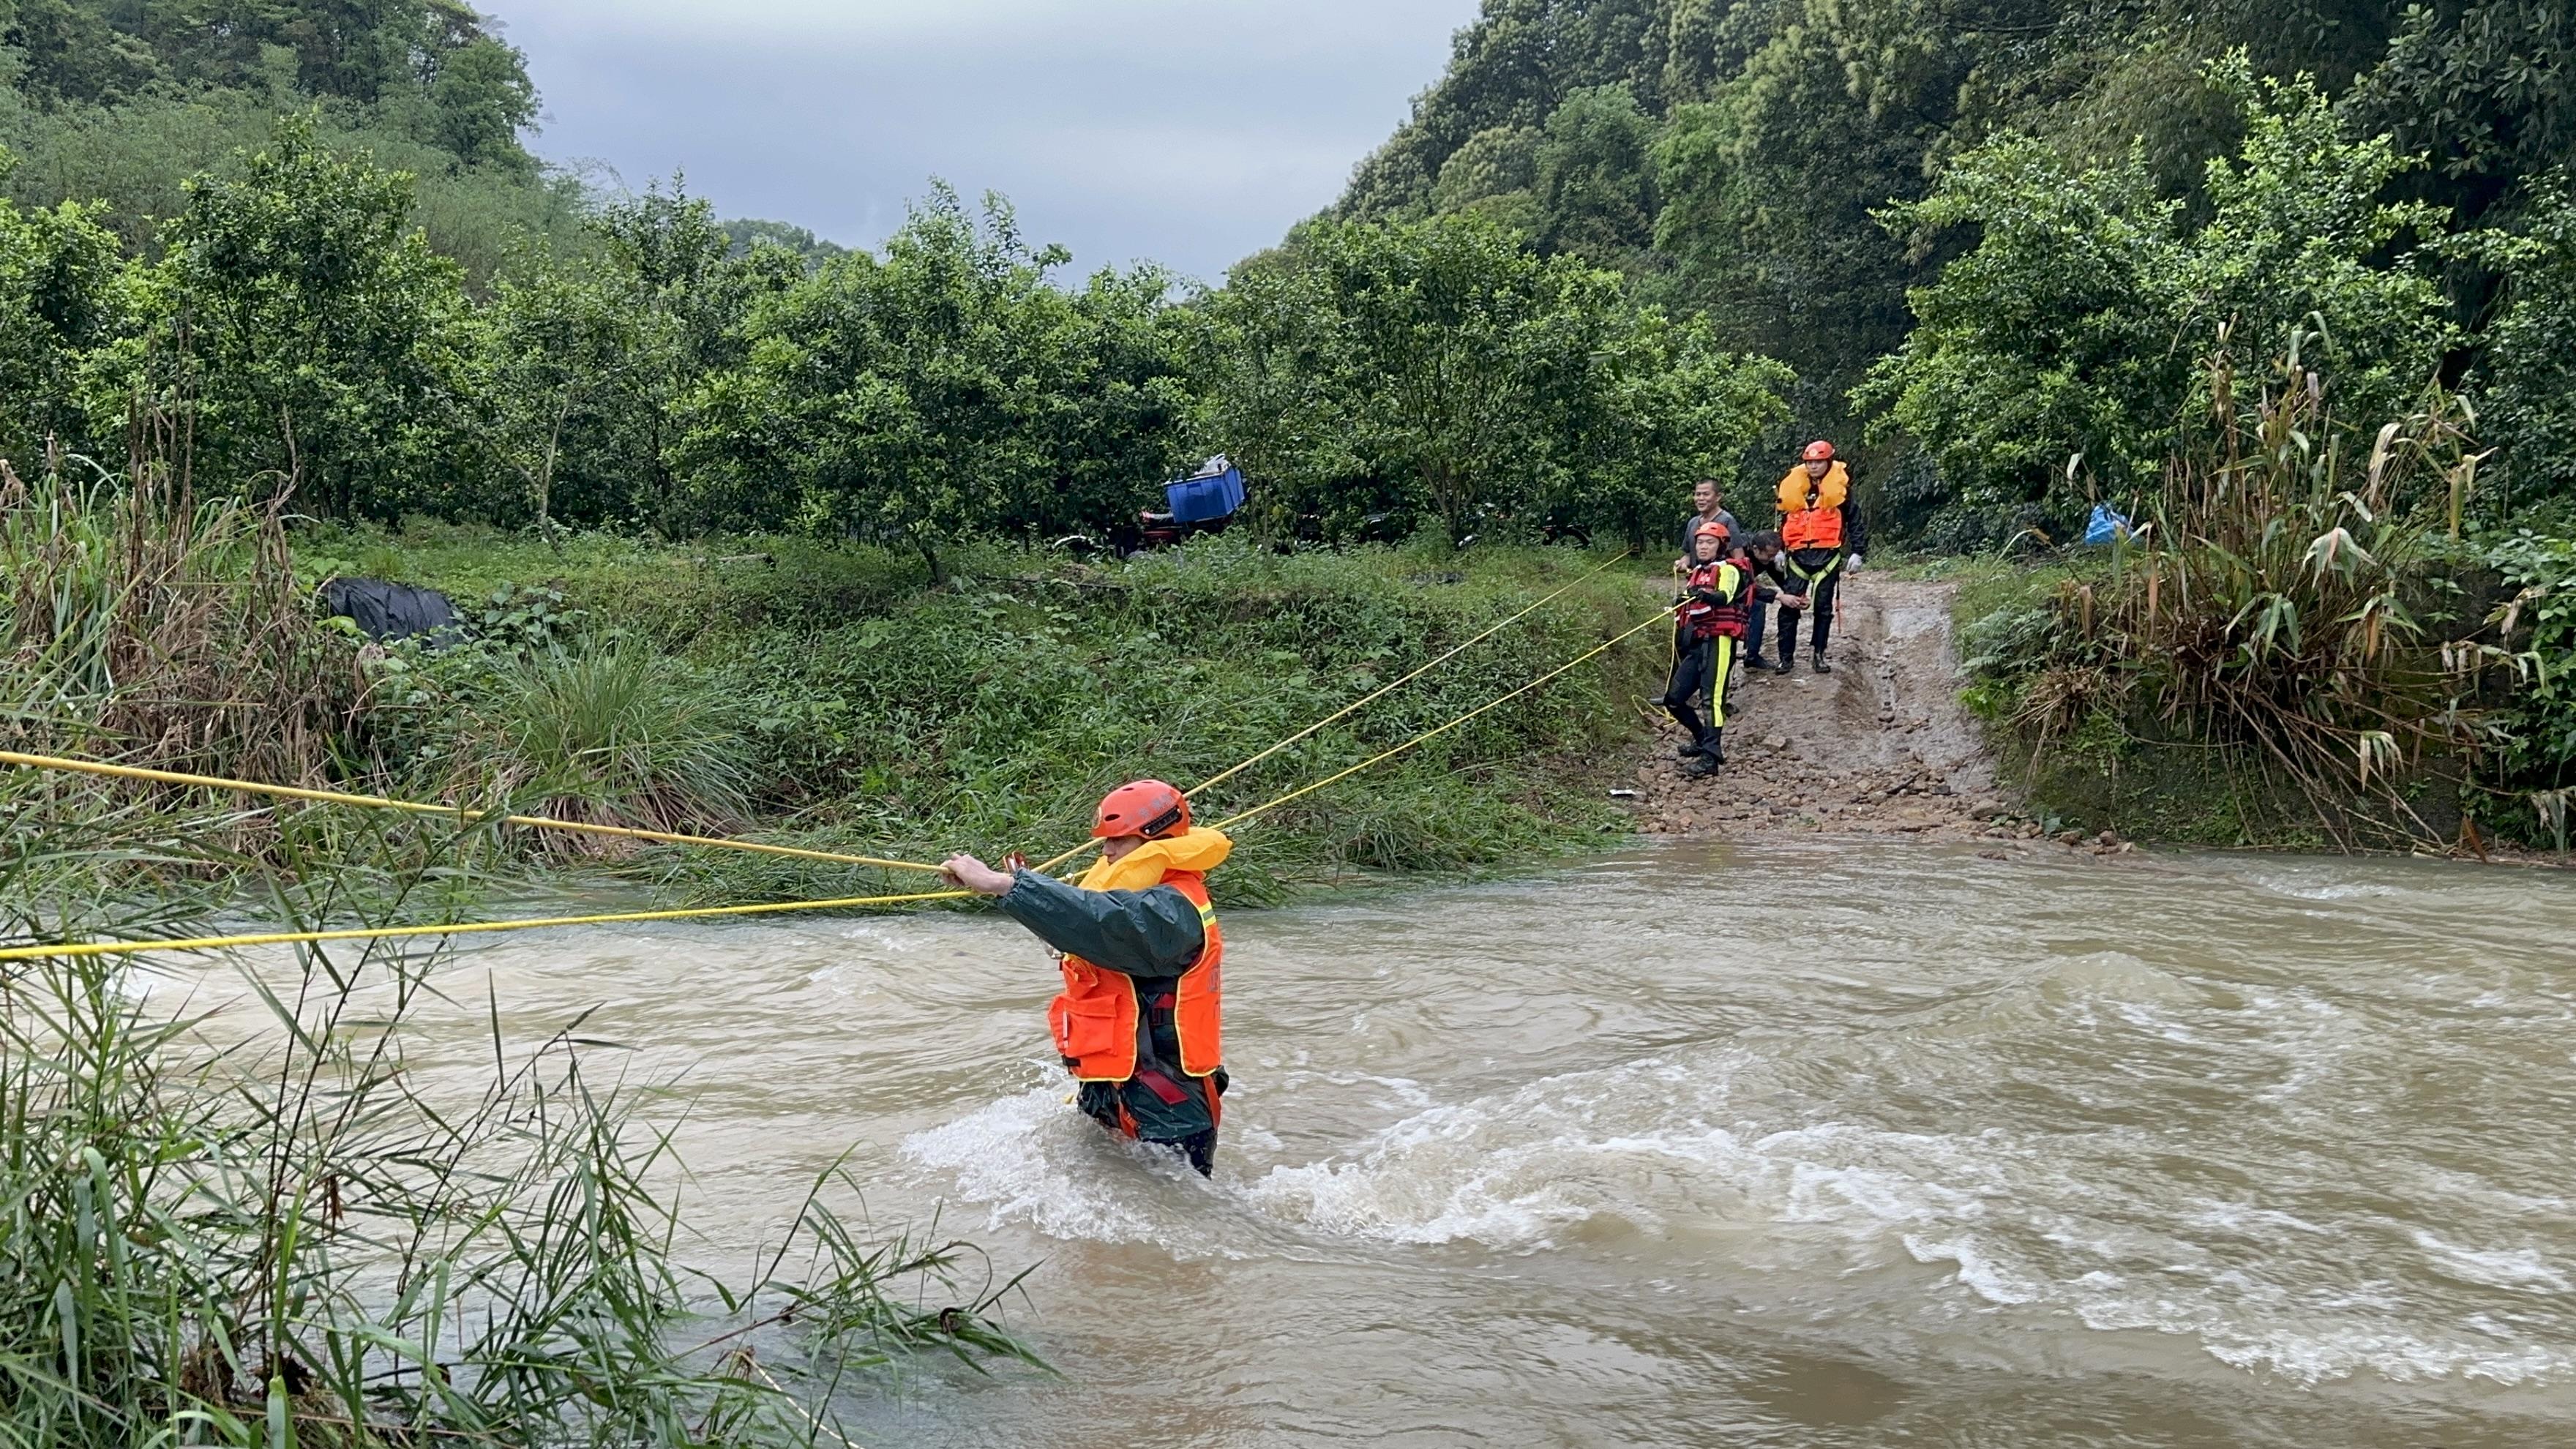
left=1618, top=575, right=2143, bottom=861
left=0, top=509, right=1674, bottom=1442
left=2, top=490, right=1668, bottom=931
left=1614, top=570, right=2570, bottom=866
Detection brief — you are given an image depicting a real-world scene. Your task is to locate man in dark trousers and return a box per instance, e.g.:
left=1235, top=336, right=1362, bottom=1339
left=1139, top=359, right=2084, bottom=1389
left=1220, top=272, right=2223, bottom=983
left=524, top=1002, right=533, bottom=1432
left=941, top=781, right=1232, bottom=1175
left=1730, top=530, right=1789, bottom=682
left=1771, top=441, right=1871, bottom=673
left=1660, top=523, right=1751, bottom=776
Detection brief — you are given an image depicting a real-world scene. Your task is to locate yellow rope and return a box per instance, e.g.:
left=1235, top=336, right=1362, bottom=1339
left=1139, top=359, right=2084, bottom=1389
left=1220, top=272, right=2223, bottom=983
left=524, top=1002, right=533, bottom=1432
left=1027, top=550, right=1636, bottom=875
left=1212, top=609, right=1669, bottom=833
left=0, top=888, right=972, bottom=963
left=0, top=750, right=946, bottom=875
left=1, top=568, right=1660, bottom=964
left=1185, top=548, right=1630, bottom=800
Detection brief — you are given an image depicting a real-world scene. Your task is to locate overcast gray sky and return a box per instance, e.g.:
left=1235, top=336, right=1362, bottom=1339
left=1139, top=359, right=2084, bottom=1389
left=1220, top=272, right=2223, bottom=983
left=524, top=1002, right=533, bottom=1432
left=494, top=0, right=1475, bottom=283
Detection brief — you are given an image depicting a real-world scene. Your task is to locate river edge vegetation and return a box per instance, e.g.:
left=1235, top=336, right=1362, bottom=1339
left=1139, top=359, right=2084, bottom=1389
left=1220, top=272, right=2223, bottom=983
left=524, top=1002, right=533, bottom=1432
left=6, top=0, right=2576, bottom=1439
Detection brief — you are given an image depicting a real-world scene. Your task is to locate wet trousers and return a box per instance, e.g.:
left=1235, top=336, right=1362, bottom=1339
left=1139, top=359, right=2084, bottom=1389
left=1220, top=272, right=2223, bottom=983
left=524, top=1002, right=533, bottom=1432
left=1082, top=1082, right=1221, bottom=1177
left=1776, top=552, right=1843, bottom=662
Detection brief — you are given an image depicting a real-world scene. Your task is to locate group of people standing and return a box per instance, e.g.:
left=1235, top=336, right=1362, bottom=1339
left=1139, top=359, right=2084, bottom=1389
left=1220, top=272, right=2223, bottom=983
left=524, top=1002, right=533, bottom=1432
left=1658, top=440, right=1870, bottom=778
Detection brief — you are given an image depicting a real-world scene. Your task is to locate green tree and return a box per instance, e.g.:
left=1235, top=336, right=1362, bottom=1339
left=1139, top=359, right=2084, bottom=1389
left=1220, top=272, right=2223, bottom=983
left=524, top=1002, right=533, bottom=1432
left=86, top=115, right=476, bottom=519
left=1211, top=211, right=1786, bottom=543
left=2461, top=175, right=2576, bottom=510
left=1859, top=60, right=2454, bottom=522
left=588, top=180, right=798, bottom=525
left=674, top=187, right=1193, bottom=572
left=474, top=248, right=650, bottom=533
left=1534, top=81, right=1660, bottom=263
left=0, top=151, right=124, bottom=470
left=2355, top=0, right=2573, bottom=211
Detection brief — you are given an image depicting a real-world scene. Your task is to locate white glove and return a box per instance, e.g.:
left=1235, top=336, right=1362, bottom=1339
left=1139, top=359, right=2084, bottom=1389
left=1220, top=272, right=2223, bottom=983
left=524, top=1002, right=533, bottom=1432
left=1847, top=554, right=1866, bottom=574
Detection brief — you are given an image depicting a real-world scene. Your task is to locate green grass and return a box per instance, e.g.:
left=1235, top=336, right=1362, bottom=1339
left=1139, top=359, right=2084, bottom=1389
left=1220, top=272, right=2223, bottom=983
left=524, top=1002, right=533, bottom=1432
left=310, top=525, right=1663, bottom=907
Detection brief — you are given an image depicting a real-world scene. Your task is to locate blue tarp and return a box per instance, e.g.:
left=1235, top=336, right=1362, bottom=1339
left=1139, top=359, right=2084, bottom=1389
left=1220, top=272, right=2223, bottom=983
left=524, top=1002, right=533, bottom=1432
left=2083, top=503, right=2133, bottom=547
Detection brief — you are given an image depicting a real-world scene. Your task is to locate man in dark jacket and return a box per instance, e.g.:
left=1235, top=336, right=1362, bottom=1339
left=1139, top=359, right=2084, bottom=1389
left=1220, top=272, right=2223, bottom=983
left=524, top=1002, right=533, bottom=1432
left=942, top=782, right=1232, bottom=1175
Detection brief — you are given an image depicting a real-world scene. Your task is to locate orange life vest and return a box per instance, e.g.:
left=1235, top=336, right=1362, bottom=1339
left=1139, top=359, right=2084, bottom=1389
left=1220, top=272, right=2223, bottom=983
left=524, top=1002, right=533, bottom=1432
left=1778, top=463, right=1850, bottom=552
left=1047, top=869, right=1223, bottom=1082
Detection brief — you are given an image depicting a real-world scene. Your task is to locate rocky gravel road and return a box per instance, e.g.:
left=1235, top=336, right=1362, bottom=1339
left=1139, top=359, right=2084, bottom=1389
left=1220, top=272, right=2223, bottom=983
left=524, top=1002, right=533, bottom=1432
left=1619, top=576, right=2138, bottom=858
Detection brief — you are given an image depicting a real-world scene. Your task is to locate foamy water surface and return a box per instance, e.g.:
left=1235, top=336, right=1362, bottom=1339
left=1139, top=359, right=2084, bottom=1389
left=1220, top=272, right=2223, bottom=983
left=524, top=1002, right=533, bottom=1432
left=163, top=838, right=2576, bottom=1445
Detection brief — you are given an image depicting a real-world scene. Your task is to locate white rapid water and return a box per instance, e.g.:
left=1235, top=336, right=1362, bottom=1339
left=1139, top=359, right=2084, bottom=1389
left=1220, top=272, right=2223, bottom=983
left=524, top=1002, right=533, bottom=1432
left=155, top=836, right=2576, bottom=1446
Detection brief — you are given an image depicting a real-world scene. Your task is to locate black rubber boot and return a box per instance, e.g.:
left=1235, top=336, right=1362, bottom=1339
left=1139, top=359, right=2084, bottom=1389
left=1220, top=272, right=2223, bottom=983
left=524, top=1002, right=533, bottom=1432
left=1811, top=651, right=1833, bottom=674
left=1680, top=752, right=1721, bottom=778
left=1675, top=741, right=1709, bottom=760
left=1703, top=728, right=1727, bottom=767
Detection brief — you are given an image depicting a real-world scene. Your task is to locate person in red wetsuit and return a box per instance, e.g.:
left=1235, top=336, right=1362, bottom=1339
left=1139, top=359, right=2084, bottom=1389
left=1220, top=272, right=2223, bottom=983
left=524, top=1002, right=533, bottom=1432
left=1660, top=523, right=1752, bottom=776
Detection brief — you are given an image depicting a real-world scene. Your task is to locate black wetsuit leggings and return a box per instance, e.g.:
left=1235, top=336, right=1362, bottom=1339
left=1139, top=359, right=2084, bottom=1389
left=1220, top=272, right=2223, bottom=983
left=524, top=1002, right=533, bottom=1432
left=1660, top=630, right=1734, bottom=745
left=1777, top=552, right=1843, bottom=661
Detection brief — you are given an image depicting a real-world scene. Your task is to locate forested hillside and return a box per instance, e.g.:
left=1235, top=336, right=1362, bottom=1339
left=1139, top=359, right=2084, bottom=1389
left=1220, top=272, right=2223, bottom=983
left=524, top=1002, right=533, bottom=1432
left=3, top=0, right=2574, bottom=839
left=1330, top=0, right=2573, bottom=541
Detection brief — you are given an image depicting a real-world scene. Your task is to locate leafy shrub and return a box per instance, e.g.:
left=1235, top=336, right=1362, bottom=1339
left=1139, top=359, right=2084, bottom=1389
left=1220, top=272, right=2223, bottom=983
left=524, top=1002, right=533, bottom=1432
left=2477, top=529, right=2576, bottom=845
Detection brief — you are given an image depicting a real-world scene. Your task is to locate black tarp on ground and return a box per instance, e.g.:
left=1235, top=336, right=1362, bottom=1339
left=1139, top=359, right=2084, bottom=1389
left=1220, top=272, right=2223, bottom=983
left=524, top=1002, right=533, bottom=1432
left=318, top=578, right=463, bottom=644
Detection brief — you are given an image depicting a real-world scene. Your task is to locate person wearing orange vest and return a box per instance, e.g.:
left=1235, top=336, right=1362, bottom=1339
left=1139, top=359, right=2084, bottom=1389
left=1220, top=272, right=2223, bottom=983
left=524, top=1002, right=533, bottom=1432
left=1660, top=522, right=1751, bottom=777
left=940, top=781, right=1230, bottom=1175
left=1771, top=440, right=1870, bottom=674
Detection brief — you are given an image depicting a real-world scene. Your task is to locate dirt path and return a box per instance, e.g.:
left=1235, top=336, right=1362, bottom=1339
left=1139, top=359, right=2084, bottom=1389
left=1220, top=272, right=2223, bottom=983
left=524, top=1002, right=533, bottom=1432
left=1617, top=577, right=2123, bottom=852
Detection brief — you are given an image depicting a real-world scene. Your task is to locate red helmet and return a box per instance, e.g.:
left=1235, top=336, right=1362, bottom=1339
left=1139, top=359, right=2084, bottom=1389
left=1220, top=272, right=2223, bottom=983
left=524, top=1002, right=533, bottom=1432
left=1093, top=779, right=1188, bottom=840
left=1802, top=440, right=1837, bottom=463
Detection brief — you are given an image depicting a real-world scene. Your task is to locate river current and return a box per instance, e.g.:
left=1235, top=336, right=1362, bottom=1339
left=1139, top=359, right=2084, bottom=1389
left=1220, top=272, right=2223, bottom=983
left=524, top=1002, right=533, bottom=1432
left=178, top=838, right=2576, bottom=1445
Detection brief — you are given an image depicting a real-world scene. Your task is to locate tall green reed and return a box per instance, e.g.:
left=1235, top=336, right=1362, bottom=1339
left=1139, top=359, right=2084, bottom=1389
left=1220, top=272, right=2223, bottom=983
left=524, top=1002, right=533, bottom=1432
left=0, top=804, right=1040, bottom=1447
left=2009, top=325, right=2490, bottom=847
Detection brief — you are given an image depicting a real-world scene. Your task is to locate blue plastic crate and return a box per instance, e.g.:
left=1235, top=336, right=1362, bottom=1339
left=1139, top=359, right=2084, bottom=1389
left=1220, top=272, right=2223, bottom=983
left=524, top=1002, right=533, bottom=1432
left=1164, top=465, right=1246, bottom=523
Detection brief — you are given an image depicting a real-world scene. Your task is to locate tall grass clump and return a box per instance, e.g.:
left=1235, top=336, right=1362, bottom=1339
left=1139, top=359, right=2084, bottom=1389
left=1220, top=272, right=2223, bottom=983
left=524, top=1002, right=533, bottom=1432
left=423, top=647, right=760, bottom=855
left=0, top=449, right=353, bottom=793
left=0, top=816, right=1040, bottom=1446
left=1988, top=327, right=2491, bottom=847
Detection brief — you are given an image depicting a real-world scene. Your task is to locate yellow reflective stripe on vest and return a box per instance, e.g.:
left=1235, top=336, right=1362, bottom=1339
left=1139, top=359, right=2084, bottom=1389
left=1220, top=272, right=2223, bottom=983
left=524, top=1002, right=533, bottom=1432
left=1786, top=552, right=1844, bottom=585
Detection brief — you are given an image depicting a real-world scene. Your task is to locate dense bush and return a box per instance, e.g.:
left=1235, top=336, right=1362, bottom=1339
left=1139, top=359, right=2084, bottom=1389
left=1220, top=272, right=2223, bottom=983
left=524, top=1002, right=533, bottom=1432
left=1857, top=60, right=2455, bottom=531
left=1209, top=212, right=1788, bottom=547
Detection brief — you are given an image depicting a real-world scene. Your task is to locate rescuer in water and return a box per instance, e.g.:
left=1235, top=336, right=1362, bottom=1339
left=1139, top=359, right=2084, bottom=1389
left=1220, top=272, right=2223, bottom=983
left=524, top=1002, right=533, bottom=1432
left=1660, top=522, right=1751, bottom=776
left=1772, top=441, right=1870, bottom=673
left=940, top=782, right=1230, bottom=1175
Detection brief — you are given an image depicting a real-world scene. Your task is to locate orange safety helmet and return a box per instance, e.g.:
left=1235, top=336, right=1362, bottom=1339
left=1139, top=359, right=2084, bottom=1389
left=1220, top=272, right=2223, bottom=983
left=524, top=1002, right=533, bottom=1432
left=1802, top=440, right=1837, bottom=463
left=1093, top=779, right=1189, bottom=840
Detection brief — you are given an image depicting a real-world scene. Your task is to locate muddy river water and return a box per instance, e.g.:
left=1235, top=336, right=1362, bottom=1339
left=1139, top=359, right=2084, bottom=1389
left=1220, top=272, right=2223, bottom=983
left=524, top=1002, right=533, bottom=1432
left=187, top=837, right=2576, bottom=1445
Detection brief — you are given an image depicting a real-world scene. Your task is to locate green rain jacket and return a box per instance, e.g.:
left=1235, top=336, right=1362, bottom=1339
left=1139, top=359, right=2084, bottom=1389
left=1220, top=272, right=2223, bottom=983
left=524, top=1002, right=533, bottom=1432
left=997, top=868, right=1225, bottom=1142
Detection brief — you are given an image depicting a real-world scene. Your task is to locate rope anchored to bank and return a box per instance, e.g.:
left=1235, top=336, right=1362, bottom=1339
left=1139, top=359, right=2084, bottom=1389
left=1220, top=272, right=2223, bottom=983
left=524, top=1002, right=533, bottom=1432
left=1, top=562, right=1659, bottom=963
left=1025, top=550, right=1632, bottom=874
left=0, top=750, right=950, bottom=875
